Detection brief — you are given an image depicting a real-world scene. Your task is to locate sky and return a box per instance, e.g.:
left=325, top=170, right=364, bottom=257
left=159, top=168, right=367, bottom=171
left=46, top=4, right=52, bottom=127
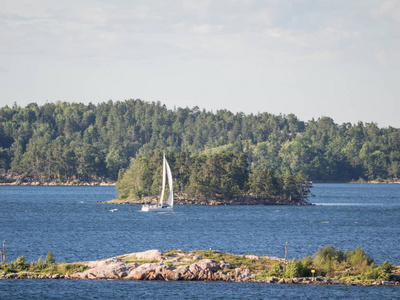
left=0, top=0, right=399, bottom=128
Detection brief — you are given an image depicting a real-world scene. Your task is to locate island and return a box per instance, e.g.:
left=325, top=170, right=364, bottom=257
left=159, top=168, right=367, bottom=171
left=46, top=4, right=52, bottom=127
left=114, top=151, right=313, bottom=206
left=1, top=247, right=399, bottom=286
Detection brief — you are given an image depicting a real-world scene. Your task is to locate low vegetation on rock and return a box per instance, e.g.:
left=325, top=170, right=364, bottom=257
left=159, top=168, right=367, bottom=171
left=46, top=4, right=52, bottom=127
left=0, top=250, right=88, bottom=279
left=1, top=246, right=398, bottom=286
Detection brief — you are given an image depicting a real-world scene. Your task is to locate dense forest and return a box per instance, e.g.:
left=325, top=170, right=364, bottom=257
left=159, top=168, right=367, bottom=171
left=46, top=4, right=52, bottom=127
left=0, top=99, right=399, bottom=184
left=116, top=150, right=311, bottom=204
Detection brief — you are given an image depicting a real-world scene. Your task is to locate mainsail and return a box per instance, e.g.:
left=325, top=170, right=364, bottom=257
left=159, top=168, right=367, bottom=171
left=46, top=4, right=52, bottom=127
left=141, top=151, right=174, bottom=212
left=165, top=158, right=174, bottom=207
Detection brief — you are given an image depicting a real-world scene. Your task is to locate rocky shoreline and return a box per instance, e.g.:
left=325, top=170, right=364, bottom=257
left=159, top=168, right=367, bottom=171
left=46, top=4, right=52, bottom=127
left=0, top=180, right=311, bottom=205
left=0, top=181, right=116, bottom=186
left=1, top=249, right=398, bottom=286
left=109, top=195, right=313, bottom=206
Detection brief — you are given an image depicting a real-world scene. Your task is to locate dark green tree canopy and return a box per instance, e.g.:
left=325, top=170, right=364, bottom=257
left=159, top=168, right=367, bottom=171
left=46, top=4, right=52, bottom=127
left=0, top=100, right=399, bottom=184
left=116, top=150, right=312, bottom=203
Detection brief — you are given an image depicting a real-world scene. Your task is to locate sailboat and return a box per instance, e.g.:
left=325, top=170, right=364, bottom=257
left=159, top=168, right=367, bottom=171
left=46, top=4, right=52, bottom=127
left=141, top=152, right=174, bottom=212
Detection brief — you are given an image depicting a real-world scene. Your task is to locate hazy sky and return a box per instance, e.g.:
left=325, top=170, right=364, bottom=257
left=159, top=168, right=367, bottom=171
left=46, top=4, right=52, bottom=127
left=1, top=0, right=399, bottom=127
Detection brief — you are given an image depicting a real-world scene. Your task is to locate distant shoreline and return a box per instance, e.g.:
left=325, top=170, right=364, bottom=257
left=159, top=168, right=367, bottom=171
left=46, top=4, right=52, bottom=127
left=0, top=181, right=116, bottom=186
left=0, top=181, right=398, bottom=186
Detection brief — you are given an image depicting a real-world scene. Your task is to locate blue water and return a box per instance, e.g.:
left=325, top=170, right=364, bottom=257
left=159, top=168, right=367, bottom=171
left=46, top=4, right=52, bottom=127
left=0, top=183, right=399, bottom=298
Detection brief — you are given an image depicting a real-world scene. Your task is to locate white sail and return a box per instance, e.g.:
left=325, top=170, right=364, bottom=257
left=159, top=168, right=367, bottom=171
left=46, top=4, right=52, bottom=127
left=165, top=158, right=174, bottom=207
left=159, top=152, right=166, bottom=205
left=141, top=151, right=174, bottom=212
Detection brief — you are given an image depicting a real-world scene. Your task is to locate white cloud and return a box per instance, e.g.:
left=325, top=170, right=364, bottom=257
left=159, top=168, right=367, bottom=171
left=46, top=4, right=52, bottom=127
left=193, top=24, right=213, bottom=35
left=72, top=7, right=109, bottom=24
left=1, top=0, right=400, bottom=127
left=182, top=0, right=211, bottom=12
left=370, top=0, right=400, bottom=21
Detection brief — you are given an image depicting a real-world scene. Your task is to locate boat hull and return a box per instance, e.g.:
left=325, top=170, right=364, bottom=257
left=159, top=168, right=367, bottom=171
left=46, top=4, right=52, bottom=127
left=141, top=204, right=173, bottom=212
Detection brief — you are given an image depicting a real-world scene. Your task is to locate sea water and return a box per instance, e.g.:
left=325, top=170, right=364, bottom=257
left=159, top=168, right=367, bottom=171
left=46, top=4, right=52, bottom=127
left=0, top=184, right=399, bottom=299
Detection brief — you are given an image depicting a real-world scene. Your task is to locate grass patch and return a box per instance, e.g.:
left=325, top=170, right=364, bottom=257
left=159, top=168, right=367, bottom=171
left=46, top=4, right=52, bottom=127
left=121, top=258, right=159, bottom=264
left=163, top=249, right=185, bottom=257
left=189, top=250, right=275, bottom=271
left=0, top=251, right=88, bottom=276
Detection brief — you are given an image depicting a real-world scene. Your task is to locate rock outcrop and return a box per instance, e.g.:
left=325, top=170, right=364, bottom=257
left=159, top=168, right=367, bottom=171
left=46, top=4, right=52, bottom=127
left=73, top=254, right=226, bottom=282
left=2, top=249, right=399, bottom=286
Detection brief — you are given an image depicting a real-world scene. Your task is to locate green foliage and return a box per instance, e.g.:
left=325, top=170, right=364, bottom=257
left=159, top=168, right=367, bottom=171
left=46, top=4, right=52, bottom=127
left=357, top=260, right=394, bottom=282
left=284, top=259, right=301, bottom=278
left=190, top=250, right=274, bottom=271
left=45, top=250, right=56, bottom=265
left=313, top=245, right=346, bottom=275
left=345, top=246, right=374, bottom=273
left=375, top=261, right=394, bottom=281
left=13, top=255, right=29, bottom=271
left=312, top=245, right=377, bottom=278
left=0, top=250, right=88, bottom=276
left=1, top=100, right=399, bottom=183
left=253, top=245, right=392, bottom=283
left=117, top=150, right=311, bottom=202
left=282, top=257, right=313, bottom=278
left=268, top=262, right=284, bottom=277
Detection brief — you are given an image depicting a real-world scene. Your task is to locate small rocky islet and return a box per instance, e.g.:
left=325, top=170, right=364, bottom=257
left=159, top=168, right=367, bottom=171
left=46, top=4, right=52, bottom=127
left=2, top=249, right=399, bottom=286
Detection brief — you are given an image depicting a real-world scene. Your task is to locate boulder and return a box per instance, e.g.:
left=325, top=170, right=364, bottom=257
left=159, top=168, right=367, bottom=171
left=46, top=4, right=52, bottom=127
left=235, top=268, right=252, bottom=281
left=220, top=262, right=232, bottom=270
left=266, top=277, right=275, bottom=283
left=119, top=250, right=162, bottom=261
left=88, top=258, right=119, bottom=269
left=79, top=261, right=129, bottom=279
left=197, top=259, right=219, bottom=272
left=125, top=263, right=164, bottom=280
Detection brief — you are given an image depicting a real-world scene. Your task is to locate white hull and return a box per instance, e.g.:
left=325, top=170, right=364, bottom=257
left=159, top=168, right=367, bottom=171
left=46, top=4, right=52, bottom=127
left=141, top=204, right=173, bottom=212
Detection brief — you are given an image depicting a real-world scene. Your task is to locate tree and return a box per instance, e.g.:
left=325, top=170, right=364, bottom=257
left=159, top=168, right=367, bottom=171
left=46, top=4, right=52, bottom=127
left=44, top=250, right=55, bottom=265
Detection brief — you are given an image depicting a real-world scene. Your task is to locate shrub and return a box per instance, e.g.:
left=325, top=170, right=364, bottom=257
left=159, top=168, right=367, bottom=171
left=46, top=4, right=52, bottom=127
left=268, top=262, right=283, bottom=277
left=284, top=259, right=300, bottom=278
left=346, top=246, right=373, bottom=273
left=45, top=250, right=56, bottom=265
left=13, top=255, right=29, bottom=271
left=363, top=261, right=393, bottom=281
left=313, top=245, right=345, bottom=275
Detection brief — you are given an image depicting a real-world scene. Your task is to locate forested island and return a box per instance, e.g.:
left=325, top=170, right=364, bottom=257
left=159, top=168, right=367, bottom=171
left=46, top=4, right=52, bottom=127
left=0, top=99, right=399, bottom=189
left=115, top=150, right=311, bottom=205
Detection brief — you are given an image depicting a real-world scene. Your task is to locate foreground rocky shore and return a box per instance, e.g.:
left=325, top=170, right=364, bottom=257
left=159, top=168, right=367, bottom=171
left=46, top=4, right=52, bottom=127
left=2, top=249, right=399, bottom=286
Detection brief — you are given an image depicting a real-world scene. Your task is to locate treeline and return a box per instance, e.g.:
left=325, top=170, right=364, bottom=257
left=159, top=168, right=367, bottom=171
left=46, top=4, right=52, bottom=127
left=116, top=150, right=312, bottom=203
left=0, top=99, right=399, bottom=183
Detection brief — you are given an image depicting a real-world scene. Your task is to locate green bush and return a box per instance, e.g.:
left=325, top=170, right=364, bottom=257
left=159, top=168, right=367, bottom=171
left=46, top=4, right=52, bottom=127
left=268, top=262, right=283, bottom=277
left=284, top=259, right=300, bottom=278
left=362, top=261, right=393, bottom=281
left=313, top=245, right=345, bottom=275
left=345, top=246, right=373, bottom=273
left=44, top=250, right=56, bottom=265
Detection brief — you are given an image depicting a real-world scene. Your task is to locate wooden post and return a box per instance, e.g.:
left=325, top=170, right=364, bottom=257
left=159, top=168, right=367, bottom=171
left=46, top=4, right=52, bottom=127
left=2, top=239, right=5, bottom=264
left=284, top=242, right=288, bottom=263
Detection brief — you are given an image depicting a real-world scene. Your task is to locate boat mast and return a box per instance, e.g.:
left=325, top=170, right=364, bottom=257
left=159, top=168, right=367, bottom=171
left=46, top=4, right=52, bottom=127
left=159, top=151, right=166, bottom=205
